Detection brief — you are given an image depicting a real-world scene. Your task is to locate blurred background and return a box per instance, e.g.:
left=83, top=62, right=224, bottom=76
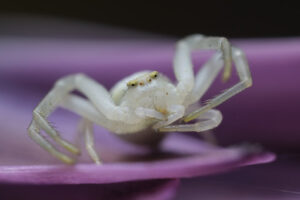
left=1, top=0, right=300, bottom=38
left=1, top=1, right=300, bottom=200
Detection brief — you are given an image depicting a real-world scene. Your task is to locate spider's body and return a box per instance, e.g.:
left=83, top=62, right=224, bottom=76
left=113, top=71, right=179, bottom=110
left=28, top=35, right=252, bottom=164
left=111, top=71, right=182, bottom=131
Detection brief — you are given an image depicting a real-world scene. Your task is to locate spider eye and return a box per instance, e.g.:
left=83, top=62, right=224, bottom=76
left=149, top=71, right=159, bottom=79
left=127, top=80, right=138, bottom=88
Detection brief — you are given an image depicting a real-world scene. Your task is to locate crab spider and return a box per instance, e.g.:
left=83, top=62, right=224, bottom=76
left=28, top=34, right=252, bottom=164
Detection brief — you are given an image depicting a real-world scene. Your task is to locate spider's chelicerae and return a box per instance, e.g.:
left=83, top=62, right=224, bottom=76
left=28, top=34, right=252, bottom=164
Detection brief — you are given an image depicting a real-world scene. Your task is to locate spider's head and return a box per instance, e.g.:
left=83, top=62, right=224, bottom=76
left=111, top=71, right=168, bottom=106
left=126, top=71, right=159, bottom=88
left=123, top=71, right=180, bottom=113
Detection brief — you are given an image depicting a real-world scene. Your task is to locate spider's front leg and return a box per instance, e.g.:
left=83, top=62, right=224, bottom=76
left=172, top=34, right=252, bottom=123
left=28, top=74, right=130, bottom=164
left=173, top=34, right=233, bottom=102
left=152, top=105, right=185, bottom=130
left=158, top=109, right=222, bottom=132
left=184, top=46, right=252, bottom=122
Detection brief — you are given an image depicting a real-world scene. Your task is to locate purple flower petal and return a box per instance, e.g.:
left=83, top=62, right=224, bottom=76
left=177, top=157, right=300, bottom=200
left=0, top=88, right=274, bottom=184
left=0, top=149, right=274, bottom=184
left=0, top=179, right=179, bottom=200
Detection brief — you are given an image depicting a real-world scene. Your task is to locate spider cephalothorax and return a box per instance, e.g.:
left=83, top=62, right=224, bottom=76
left=112, top=71, right=183, bottom=123
left=28, top=34, right=252, bottom=164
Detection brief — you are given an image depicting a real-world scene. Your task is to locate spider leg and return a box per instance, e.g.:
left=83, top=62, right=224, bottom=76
left=152, top=105, right=185, bottom=130
left=28, top=74, right=131, bottom=164
left=174, top=34, right=232, bottom=102
left=31, top=112, right=80, bottom=154
left=28, top=120, right=76, bottom=164
left=135, top=107, right=166, bottom=120
left=186, top=52, right=224, bottom=106
left=60, top=94, right=158, bottom=134
left=158, top=109, right=222, bottom=132
left=79, top=118, right=101, bottom=164
left=184, top=47, right=252, bottom=122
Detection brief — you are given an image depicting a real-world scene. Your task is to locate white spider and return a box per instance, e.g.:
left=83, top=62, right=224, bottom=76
left=28, top=34, right=252, bottom=164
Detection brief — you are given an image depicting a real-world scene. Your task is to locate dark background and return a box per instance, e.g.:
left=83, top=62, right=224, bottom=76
left=1, top=1, right=299, bottom=38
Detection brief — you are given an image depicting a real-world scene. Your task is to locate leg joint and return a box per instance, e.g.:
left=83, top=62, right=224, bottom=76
left=243, top=79, right=253, bottom=88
